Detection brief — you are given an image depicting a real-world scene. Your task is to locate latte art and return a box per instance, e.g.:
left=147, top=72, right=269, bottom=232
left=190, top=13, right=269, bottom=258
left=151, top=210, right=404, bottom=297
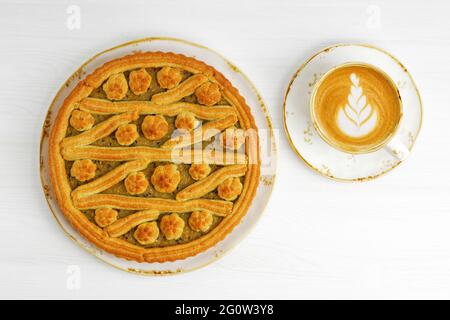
left=337, top=73, right=378, bottom=137
left=311, top=64, right=402, bottom=153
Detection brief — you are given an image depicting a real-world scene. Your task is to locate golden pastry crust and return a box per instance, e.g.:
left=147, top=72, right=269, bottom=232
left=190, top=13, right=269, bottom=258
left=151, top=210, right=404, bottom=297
left=175, top=111, right=197, bottom=131
left=160, top=213, right=185, bottom=240
left=134, top=222, right=159, bottom=245
left=48, top=52, right=260, bottom=263
left=156, top=66, right=182, bottom=89
left=217, top=177, right=243, bottom=201
left=195, top=82, right=221, bottom=106
left=115, top=124, right=139, bottom=146
left=220, top=127, right=246, bottom=150
left=151, top=164, right=180, bottom=193
left=141, top=115, right=169, bottom=140
left=70, top=110, right=95, bottom=131
left=189, top=211, right=213, bottom=232
left=189, top=164, right=211, bottom=181
left=103, top=73, right=128, bottom=100
left=94, top=208, right=118, bottom=227
left=129, top=68, right=152, bottom=95
left=70, top=159, right=97, bottom=182
left=124, top=172, right=149, bottom=195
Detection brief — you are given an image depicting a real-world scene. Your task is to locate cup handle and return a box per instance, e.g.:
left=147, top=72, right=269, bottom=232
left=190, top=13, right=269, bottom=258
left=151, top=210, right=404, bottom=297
left=385, top=136, right=409, bottom=161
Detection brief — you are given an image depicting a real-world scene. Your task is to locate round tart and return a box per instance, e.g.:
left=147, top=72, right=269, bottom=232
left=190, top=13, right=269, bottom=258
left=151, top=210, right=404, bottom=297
left=48, top=52, right=260, bottom=263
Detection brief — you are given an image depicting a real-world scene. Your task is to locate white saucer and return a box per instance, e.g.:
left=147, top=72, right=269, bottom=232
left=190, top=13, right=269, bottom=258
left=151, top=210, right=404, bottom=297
left=283, top=44, right=422, bottom=181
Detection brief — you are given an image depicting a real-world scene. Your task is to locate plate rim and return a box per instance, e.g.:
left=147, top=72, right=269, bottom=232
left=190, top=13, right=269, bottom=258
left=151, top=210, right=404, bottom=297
left=282, top=42, right=423, bottom=182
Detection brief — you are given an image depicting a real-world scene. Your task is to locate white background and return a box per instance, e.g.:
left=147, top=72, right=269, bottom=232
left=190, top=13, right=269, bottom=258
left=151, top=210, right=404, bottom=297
left=1, top=0, right=449, bottom=299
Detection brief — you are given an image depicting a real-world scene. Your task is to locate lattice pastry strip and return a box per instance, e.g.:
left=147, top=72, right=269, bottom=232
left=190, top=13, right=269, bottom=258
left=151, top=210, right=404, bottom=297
left=62, top=111, right=139, bottom=148
left=162, top=114, right=238, bottom=149
left=176, top=164, right=247, bottom=201
left=151, top=73, right=208, bottom=104
left=105, top=210, right=160, bottom=237
left=78, top=98, right=236, bottom=120
left=74, top=194, right=233, bottom=216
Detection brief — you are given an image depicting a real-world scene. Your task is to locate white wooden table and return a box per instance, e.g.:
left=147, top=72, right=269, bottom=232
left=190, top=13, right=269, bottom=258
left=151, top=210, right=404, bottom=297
left=1, top=0, right=449, bottom=299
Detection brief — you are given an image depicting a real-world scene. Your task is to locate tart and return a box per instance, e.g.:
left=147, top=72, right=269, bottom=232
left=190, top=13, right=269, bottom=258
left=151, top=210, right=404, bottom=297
left=48, top=52, right=260, bottom=263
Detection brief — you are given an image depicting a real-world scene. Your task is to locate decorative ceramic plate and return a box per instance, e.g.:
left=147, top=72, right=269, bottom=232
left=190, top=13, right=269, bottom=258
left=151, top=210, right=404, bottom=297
left=40, top=37, right=276, bottom=274
left=283, top=43, right=422, bottom=181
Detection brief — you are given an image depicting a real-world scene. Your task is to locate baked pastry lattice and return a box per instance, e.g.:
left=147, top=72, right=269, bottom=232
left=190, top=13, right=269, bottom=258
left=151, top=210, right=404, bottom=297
left=49, top=52, right=260, bottom=262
